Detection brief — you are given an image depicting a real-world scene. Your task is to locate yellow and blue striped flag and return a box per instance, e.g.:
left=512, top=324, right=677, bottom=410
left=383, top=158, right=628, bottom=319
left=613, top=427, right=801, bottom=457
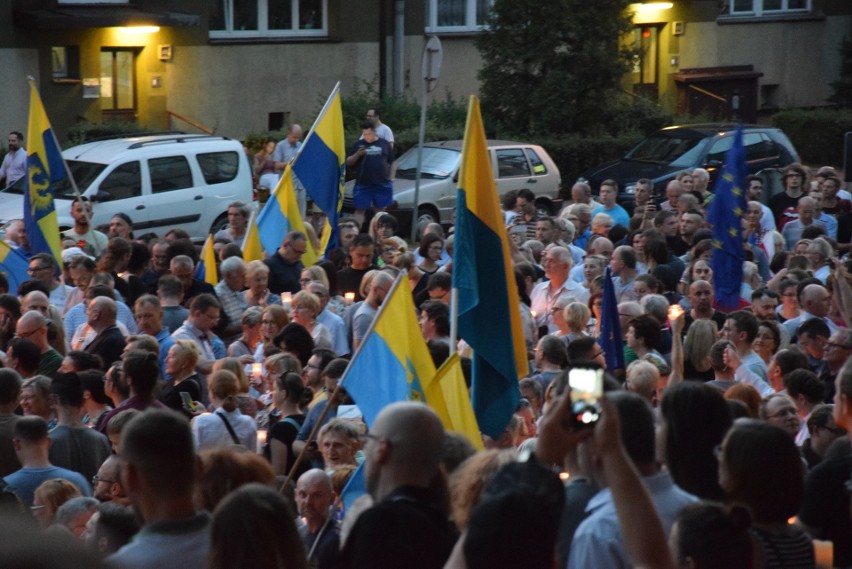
left=24, top=82, right=64, bottom=263
left=291, top=83, right=345, bottom=253
left=195, top=234, right=218, bottom=286
left=343, top=273, right=445, bottom=428
left=257, top=164, right=322, bottom=267
left=453, top=96, right=528, bottom=439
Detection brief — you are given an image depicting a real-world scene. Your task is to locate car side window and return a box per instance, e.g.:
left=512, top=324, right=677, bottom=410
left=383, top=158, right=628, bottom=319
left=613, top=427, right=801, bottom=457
left=525, top=148, right=548, bottom=175
left=197, top=151, right=239, bottom=184
left=743, top=133, right=777, bottom=161
left=496, top=148, right=532, bottom=178
left=149, top=156, right=194, bottom=193
left=98, top=161, right=141, bottom=201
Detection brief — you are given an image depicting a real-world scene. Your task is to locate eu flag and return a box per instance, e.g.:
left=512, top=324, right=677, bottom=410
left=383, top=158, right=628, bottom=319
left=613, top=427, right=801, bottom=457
left=453, top=96, right=528, bottom=440
left=708, top=126, right=747, bottom=311
left=598, top=267, right=625, bottom=373
left=25, top=82, right=64, bottom=263
left=291, top=83, right=345, bottom=254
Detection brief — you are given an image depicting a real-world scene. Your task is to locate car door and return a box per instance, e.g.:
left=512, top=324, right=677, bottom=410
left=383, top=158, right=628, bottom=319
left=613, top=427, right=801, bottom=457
left=141, top=154, right=205, bottom=239
left=493, top=147, right=538, bottom=202
left=86, top=160, right=150, bottom=232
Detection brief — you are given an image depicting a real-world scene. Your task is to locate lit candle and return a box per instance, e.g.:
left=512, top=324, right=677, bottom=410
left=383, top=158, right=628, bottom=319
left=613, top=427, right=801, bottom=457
left=344, top=292, right=355, bottom=303
left=256, top=429, right=267, bottom=454
left=281, top=292, right=292, bottom=305
left=530, top=310, right=538, bottom=318
left=667, top=304, right=683, bottom=321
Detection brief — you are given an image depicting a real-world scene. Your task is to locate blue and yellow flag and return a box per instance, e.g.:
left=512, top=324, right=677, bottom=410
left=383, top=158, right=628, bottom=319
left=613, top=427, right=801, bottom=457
left=242, top=211, right=265, bottom=263
left=708, top=126, right=747, bottom=311
left=24, top=82, right=64, bottom=263
left=427, top=353, right=484, bottom=450
left=291, top=83, right=345, bottom=253
left=257, top=164, right=322, bottom=267
left=343, top=273, right=444, bottom=428
left=0, top=240, right=31, bottom=292
left=598, top=267, right=625, bottom=373
left=195, top=234, right=218, bottom=286
left=453, top=96, right=528, bottom=440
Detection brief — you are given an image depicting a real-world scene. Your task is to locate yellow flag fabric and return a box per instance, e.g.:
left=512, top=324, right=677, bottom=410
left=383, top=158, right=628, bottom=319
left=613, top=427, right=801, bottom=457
left=199, top=234, right=218, bottom=286
left=242, top=211, right=264, bottom=263
left=428, top=353, right=484, bottom=450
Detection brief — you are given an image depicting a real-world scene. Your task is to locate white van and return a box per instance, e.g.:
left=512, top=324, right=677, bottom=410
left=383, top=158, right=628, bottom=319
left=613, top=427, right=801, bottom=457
left=0, top=134, right=254, bottom=242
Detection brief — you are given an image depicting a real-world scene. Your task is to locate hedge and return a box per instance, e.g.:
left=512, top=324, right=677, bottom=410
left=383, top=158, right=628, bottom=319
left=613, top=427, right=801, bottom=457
left=771, top=108, right=852, bottom=167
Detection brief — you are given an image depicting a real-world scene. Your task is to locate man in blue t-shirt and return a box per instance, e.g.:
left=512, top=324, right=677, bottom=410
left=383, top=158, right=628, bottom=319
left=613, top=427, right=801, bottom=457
left=592, top=179, right=630, bottom=229
left=346, top=122, right=395, bottom=228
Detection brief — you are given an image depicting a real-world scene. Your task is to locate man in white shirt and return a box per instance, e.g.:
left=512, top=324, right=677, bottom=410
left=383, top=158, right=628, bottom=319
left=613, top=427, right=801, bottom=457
left=530, top=246, right=589, bottom=334
left=0, top=132, right=26, bottom=187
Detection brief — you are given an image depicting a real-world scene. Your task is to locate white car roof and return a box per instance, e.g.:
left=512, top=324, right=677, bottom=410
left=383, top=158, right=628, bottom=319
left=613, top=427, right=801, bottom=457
left=62, top=134, right=242, bottom=164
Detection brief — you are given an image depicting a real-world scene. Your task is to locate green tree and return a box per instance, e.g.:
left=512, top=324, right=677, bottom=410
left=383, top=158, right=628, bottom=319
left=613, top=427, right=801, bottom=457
left=476, top=0, right=636, bottom=137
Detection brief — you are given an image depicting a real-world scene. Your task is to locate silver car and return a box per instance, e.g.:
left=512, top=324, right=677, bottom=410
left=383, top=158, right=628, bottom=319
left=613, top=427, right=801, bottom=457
left=344, top=140, right=562, bottom=232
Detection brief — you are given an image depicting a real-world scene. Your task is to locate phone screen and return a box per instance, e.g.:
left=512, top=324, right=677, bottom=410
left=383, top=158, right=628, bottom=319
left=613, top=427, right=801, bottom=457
left=180, top=391, right=196, bottom=412
left=568, top=368, right=603, bottom=427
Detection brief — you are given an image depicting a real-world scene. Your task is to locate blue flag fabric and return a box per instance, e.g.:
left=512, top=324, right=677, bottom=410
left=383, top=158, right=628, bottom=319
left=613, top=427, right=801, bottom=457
left=0, top=241, right=30, bottom=292
left=453, top=96, right=528, bottom=440
left=339, top=462, right=366, bottom=515
left=598, top=266, right=625, bottom=372
left=708, top=126, right=747, bottom=311
left=25, top=83, right=64, bottom=262
left=291, top=84, right=345, bottom=254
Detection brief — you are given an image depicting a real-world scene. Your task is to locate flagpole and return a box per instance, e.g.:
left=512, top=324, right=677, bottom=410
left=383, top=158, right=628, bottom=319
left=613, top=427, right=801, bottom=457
left=290, top=81, right=341, bottom=169
left=27, top=76, right=90, bottom=228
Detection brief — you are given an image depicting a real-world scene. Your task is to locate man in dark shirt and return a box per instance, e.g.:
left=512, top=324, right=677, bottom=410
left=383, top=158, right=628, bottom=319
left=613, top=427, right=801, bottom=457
left=338, top=402, right=456, bottom=569
left=346, top=122, right=395, bottom=229
left=296, top=469, right=339, bottom=569
left=170, top=255, right=216, bottom=308
left=337, top=234, right=378, bottom=301
left=264, top=231, right=306, bottom=295
left=83, top=297, right=126, bottom=371
left=769, top=163, right=808, bottom=230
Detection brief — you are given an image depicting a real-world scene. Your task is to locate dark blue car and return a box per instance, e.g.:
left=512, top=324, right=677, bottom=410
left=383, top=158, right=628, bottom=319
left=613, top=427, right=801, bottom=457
left=579, top=124, right=799, bottom=212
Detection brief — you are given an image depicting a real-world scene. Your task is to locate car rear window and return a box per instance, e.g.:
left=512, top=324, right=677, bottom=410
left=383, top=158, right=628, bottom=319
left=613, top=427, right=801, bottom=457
left=197, top=151, right=240, bottom=184
left=150, top=156, right=193, bottom=193
left=525, top=148, right=548, bottom=175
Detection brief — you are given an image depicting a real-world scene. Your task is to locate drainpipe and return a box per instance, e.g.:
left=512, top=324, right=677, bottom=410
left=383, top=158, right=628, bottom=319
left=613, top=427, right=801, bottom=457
left=394, top=0, right=404, bottom=96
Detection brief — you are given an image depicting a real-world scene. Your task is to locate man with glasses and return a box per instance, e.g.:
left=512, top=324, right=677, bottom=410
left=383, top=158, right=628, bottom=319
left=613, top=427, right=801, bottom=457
left=265, top=230, right=306, bottom=295
left=27, top=253, right=70, bottom=310
left=92, top=454, right=129, bottom=505
left=172, top=294, right=222, bottom=381
left=15, top=311, right=62, bottom=378
left=169, top=255, right=215, bottom=308
left=301, top=348, right=337, bottom=410
left=530, top=246, right=588, bottom=334
left=821, top=328, right=852, bottom=402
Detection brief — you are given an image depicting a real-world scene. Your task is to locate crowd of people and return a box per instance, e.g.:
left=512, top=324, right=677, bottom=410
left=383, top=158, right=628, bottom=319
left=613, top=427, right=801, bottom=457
left=0, top=129, right=851, bottom=569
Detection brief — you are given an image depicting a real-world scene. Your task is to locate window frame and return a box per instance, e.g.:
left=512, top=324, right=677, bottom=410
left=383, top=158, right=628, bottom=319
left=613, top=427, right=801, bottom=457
left=425, top=0, right=492, bottom=33
left=729, top=0, right=811, bottom=17
left=209, top=0, right=329, bottom=39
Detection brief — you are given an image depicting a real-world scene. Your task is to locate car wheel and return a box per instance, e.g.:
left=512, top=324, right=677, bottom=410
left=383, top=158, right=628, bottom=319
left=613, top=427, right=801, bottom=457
left=415, top=206, right=439, bottom=240
left=209, top=214, right=228, bottom=236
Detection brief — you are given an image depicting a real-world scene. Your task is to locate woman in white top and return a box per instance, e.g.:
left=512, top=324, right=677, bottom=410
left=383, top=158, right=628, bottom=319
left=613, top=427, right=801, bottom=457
left=192, top=370, right=257, bottom=452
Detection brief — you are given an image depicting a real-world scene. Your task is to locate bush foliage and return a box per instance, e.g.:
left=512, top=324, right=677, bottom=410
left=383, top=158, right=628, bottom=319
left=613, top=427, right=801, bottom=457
left=771, top=108, right=852, bottom=166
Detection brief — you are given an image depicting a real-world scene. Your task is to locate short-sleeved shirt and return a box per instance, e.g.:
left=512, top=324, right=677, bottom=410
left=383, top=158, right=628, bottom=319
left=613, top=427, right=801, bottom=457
left=349, top=139, right=394, bottom=187
left=4, top=465, right=92, bottom=507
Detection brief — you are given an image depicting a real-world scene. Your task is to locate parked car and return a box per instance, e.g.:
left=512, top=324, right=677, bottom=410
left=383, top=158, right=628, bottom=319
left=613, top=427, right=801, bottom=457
left=343, top=140, right=562, bottom=235
left=0, top=134, right=255, bottom=241
left=579, top=124, right=799, bottom=211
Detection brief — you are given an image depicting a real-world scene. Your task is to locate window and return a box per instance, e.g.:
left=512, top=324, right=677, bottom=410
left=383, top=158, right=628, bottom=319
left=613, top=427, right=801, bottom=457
left=426, top=0, right=492, bottom=32
left=525, top=149, right=548, bottom=175
left=100, top=49, right=136, bottom=111
left=496, top=149, right=531, bottom=178
left=729, top=0, right=810, bottom=16
left=149, top=157, right=193, bottom=193
left=98, top=162, right=141, bottom=201
left=52, top=46, right=81, bottom=81
left=210, top=0, right=327, bottom=38
left=706, top=133, right=778, bottom=163
left=197, top=152, right=240, bottom=184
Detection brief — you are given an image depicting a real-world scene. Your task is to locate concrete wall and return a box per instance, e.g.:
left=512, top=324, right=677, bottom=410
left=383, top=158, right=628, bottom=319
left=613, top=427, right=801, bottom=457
left=0, top=49, right=39, bottom=138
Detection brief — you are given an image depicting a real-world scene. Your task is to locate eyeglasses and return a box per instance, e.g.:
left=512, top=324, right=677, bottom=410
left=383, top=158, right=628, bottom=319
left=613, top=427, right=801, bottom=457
left=27, top=266, right=51, bottom=274
left=299, top=278, right=312, bottom=284
left=16, top=327, right=42, bottom=339
left=817, top=424, right=846, bottom=436
left=767, top=408, right=798, bottom=419
left=92, top=475, right=115, bottom=485
left=30, top=504, right=46, bottom=511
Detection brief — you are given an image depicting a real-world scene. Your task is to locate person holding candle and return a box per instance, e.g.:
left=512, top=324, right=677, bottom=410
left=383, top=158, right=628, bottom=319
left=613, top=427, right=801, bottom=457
left=159, top=340, right=202, bottom=414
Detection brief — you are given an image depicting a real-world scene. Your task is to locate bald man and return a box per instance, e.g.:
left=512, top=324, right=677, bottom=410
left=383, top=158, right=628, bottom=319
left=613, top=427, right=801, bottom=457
left=15, top=311, right=62, bottom=378
left=83, top=297, right=125, bottom=370
left=782, top=196, right=827, bottom=250
left=784, top=283, right=839, bottom=338
left=21, top=291, right=50, bottom=317
left=296, top=469, right=339, bottom=569
left=338, top=402, right=456, bottom=568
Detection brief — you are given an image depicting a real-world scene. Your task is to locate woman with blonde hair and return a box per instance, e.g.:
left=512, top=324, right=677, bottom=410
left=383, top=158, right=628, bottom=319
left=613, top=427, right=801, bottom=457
left=241, top=260, right=282, bottom=308
left=32, top=479, right=81, bottom=529
left=192, top=370, right=257, bottom=451
left=449, top=449, right=517, bottom=531
left=254, top=305, right=290, bottom=362
left=290, top=291, right=332, bottom=350
left=300, top=265, right=329, bottom=290
left=681, top=319, right=717, bottom=382
left=562, top=302, right=591, bottom=343
left=160, top=340, right=202, bottom=412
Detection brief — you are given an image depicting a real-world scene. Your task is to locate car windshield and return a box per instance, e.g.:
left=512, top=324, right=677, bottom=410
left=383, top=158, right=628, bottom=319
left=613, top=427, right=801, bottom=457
left=1, top=160, right=106, bottom=198
left=624, top=133, right=709, bottom=167
left=394, top=147, right=461, bottom=180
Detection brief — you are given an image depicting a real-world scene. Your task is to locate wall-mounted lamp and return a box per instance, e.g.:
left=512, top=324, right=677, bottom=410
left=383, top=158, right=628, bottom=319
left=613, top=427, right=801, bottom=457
left=118, top=26, right=161, bottom=35
left=636, top=2, right=674, bottom=11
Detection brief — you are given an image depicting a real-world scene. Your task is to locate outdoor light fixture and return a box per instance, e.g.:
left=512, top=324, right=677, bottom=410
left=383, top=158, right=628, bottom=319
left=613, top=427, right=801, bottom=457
left=637, top=2, right=674, bottom=10
left=119, top=26, right=161, bottom=34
